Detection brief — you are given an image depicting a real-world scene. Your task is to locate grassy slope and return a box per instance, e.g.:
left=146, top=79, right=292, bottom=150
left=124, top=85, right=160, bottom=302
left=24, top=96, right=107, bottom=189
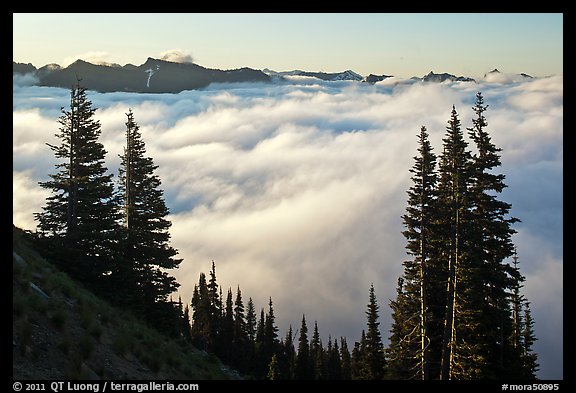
left=12, top=226, right=237, bottom=380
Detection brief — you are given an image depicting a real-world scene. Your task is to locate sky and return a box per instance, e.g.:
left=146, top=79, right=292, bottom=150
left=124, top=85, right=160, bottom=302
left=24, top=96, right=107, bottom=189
left=13, top=13, right=562, bottom=380
left=13, top=13, right=563, bottom=79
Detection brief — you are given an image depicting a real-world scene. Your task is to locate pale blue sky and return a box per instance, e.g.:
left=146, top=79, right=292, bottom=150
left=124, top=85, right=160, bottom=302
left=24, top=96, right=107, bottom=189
left=13, top=13, right=562, bottom=79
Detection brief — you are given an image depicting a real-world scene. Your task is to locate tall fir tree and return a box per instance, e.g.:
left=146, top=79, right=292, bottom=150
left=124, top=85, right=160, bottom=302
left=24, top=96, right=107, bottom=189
left=35, top=79, right=121, bottom=288
left=462, top=92, right=522, bottom=378
left=388, top=125, right=440, bottom=379
left=436, top=105, right=474, bottom=380
left=117, top=109, right=181, bottom=327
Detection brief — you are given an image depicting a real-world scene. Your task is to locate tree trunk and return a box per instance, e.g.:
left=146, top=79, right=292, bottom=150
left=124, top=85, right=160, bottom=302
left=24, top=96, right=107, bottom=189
left=420, top=188, right=429, bottom=380
left=440, top=245, right=455, bottom=380
left=441, top=192, right=459, bottom=380
left=67, top=85, right=78, bottom=239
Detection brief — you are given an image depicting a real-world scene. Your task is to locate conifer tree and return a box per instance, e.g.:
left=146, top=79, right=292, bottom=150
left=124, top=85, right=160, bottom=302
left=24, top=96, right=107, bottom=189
left=510, top=249, right=525, bottom=352
left=340, top=337, right=352, bottom=380
left=387, top=94, right=535, bottom=380
left=253, top=297, right=280, bottom=378
left=326, top=336, right=342, bottom=379
left=437, top=105, right=473, bottom=380
left=387, top=277, right=419, bottom=379
left=182, top=303, right=192, bottom=342
left=246, top=297, right=257, bottom=344
left=244, top=297, right=257, bottom=375
left=228, top=286, right=250, bottom=372
left=207, top=261, right=221, bottom=347
left=190, top=272, right=211, bottom=350
left=364, top=284, right=386, bottom=379
left=462, top=92, right=522, bottom=378
left=265, top=297, right=279, bottom=346
left=282, top=325, right=296, bottom=379
left=253, top=307, right=268, bottom=378
left=233, top=286, right=246, bottom=342
left=294, top=314, right=313, bottom=380
left=256, top=308, right=266, bottom=344
left=388, top=125, right=439, bottom=379
left=116, top=109, right=181, bottom=321
left=521, top=301, right=539, bottom=378
left=267, top=354, right=280, bottom=380
left=219, top=287, right=235, bottom=362
left=35, top=79, right=121, bottom=287
left=310, top=321, right=324, bottom=379
left=351, top=331, right=367, bottom=379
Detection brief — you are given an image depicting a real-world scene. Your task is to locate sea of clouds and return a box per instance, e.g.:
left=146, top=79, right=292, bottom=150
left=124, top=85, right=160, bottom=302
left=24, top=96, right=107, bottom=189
left=13, top=73, right=563, bottom=379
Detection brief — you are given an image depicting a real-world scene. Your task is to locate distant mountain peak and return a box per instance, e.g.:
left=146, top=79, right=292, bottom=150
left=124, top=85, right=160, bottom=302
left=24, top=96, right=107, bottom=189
left=69, top=59, right=93, bottom=67
left=483, top=69, right=534, bottom=80
left=420, top=71, right=475, bottom=83
left=263, top=69, right=363, bottom=82
left=363, top=73, right=394, bottom=84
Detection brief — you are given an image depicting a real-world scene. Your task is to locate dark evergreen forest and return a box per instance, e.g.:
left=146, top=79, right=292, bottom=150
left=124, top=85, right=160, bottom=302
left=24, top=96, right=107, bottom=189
left=30, top=80, right=538, bottom=380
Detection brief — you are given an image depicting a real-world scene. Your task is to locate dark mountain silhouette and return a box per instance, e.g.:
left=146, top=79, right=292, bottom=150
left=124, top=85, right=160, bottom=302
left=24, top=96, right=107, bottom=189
left=13, top=62, right=36, bottom=75
left=363, top=73, right=394, bottom=84
left=16, top=57, right=541, bottom=93
left=413, top=71, right=476, bottom=83
left=484, top=68, right=534, bottom=80
left=13, top=57, right=271, bottom=93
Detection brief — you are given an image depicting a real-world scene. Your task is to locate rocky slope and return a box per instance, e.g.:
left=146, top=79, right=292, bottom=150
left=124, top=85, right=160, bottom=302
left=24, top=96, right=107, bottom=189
left=12, top=226, right=239, bottom=380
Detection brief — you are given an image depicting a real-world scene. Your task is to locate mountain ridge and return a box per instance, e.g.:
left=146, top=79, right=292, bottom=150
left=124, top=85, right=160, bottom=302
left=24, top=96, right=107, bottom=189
left=13, top=57, right=271, bottom=93
left=14, top=57, right=539, bottom=93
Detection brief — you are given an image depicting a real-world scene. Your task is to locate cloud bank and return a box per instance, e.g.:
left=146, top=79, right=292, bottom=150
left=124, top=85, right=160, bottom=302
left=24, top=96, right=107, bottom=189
left=160, top=49, right=194, bottom=64
left=13, top=75, right=563, bottom=379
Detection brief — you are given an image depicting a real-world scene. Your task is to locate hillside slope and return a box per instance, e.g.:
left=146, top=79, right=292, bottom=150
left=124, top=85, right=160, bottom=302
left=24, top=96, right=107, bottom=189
left=12, top=226, right=238, bottom=380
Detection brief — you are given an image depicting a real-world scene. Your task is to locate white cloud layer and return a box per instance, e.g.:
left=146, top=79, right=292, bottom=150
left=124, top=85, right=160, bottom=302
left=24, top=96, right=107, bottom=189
left=160, top=49, right=194, bottom=64
left=13, top=75, right=563, bottom=379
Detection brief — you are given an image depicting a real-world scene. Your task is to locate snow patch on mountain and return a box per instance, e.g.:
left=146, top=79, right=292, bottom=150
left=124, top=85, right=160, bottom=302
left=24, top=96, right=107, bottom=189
left=145, top=64, right=161, bottom=87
